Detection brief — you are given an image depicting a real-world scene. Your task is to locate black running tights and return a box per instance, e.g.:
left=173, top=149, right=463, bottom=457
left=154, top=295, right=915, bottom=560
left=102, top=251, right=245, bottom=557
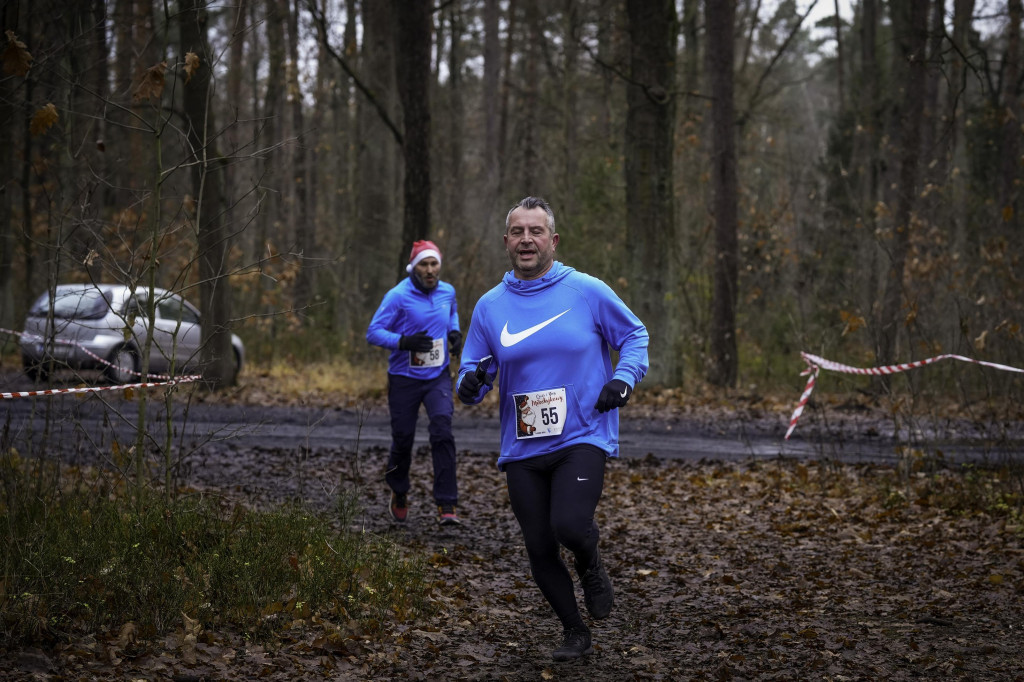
left=504, top=444, right=607, bottom=627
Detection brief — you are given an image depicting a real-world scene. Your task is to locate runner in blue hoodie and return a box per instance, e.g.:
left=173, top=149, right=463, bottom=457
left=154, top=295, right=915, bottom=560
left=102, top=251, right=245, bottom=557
left=457, top=197, right=649, bottom=661
left=368, top=240, right=463, bottom=526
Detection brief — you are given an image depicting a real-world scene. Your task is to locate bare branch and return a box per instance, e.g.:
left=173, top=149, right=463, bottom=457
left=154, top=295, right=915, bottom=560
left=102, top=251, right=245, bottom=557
left=736, top=0, right=818, bottom=130
left=304, top=0, right=403, bottom=147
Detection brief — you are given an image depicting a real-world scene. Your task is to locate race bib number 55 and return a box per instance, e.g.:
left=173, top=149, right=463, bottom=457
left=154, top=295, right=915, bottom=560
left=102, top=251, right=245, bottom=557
left=411, top=337, right=444, bottom=367
left=513, top=388, right=567, bottom=439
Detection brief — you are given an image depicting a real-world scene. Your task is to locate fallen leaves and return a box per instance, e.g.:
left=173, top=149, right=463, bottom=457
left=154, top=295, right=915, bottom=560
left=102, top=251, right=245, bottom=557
left=5, top=432, right=1022, bottom=680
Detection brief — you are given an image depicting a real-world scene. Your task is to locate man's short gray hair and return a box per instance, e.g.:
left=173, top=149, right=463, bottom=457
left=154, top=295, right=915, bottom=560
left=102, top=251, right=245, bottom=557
left=505, top=196, right=556, bottom=233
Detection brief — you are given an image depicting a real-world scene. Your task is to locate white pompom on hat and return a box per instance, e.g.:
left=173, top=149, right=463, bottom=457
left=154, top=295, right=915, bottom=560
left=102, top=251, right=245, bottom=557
left=406, top=240, right=442, bottom=273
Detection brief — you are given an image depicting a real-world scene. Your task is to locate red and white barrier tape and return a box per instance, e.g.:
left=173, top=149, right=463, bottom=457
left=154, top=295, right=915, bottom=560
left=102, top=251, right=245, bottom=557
left=2, top=375, right=202, bottom=400
left=1, top=327, right=201, bottom=399
left=785, top=351, right=1024, bottom=439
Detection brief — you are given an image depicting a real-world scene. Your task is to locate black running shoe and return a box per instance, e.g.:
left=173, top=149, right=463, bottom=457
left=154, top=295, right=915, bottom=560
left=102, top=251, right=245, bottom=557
left=577, top=552, right=614, bottom=619
left=552, top=626, right=593, bottom=662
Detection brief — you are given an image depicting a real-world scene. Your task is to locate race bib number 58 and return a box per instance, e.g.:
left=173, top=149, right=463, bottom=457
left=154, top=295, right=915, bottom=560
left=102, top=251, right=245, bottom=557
left=513, top=388, right=567, bottom=439
left=411, top=337, right=444, bottom=367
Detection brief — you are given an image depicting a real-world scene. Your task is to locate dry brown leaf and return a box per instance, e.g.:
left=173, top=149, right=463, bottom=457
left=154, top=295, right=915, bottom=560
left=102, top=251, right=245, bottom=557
left=181, top=632, right=197, bottom=665
left=133, top=61, right=167, bottom=103
left=115, top=622, right=137, bottom=648
left=840, top=309, right=866, bottom=336
left=180, top=612, right=201, bottom=665
left=182, top=611, right=202, bottom=636
left=184, top=52, right=200, bottom=84
left=2, top=30, right=32, bottom=76
left=29, top=103, right=58, bottom=137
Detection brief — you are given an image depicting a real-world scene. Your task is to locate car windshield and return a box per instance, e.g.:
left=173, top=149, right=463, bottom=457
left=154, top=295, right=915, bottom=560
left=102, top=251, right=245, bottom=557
left=28, top=289, right=113, bottom=320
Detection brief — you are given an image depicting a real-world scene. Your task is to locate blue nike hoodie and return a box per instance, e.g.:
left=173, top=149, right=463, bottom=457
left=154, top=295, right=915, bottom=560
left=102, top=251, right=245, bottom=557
left=458, top=261, right=648, bottom=467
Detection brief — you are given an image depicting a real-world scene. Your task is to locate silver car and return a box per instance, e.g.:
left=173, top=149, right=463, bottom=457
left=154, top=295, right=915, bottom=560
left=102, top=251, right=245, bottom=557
left=20, top=283, right=244, bottom=384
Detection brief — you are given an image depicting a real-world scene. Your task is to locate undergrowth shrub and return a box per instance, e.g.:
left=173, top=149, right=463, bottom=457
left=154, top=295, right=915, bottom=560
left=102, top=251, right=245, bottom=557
left=0, top=454, right=429, bottom=646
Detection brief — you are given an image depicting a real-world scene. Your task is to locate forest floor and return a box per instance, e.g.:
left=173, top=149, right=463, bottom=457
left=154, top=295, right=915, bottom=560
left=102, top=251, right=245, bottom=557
left=2, top=375, right=1023, bottom=680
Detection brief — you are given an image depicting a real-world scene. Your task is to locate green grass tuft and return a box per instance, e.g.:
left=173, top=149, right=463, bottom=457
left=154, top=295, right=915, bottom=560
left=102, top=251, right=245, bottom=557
left=0, top=454, right=429, bottom=646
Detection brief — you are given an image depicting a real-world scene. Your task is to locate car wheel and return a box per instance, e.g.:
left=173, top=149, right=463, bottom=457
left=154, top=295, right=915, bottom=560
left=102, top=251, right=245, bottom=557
left=106, top=346, right=138, bottom=385
left=22, top=355, right=49, bottom=382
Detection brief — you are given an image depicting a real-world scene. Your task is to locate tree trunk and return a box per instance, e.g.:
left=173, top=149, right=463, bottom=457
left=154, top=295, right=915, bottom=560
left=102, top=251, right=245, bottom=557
left=949, top=0, right=976, bottom=254
left=920, top=0, right=946, bottom=176
left=392, top=0, right=433, bottom=279
left=625, top=0, right=679, bottom=386
left=999, top=0, right=1022, bottom=233
left=445, top=4, right=465, bottom=251
left=0, top=1, right=23, bottom=330
left=597, top=0, right=623, bottom=143
left=355, top=0, right=398, bottom=324
left=82, top=0, right=109, bottom=283
left=334, top=0, right=358, bottom=336
left=681, top=0, right=699, bottom=113
left=498, top=0, right=517, bottom=175
left=289, top=0, right=313, bottom=312
left=225, top=0, right=249, bottom=282
left=306, top=0, right=329, bottom=325
left=856, top=0, right=883, bottom=342
left=261, top=0, right=285, bottom=239
left=834, top=0, right=845, bottom=111
left=484, top=0, right=501, bottom=171
left=109, top=0, right=157, bottom=259
left=474, top=0, right=504, bottom=280
left=563, top=0, right=580, bottom=219
left=519, top=0, right=541, bottom=190
left=705, top=0, right=738, bottom=388
left=876, top=0, right=929, bottom=368
left=256, top=0, right=285, bottom=327
left=181, top=0, right=236, bottom=386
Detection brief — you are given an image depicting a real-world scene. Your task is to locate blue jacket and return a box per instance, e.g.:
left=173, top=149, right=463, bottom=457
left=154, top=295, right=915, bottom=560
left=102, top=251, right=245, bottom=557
left=458, top=261, right=648, bottom=467
left=367, top=277, right=460, bottom=379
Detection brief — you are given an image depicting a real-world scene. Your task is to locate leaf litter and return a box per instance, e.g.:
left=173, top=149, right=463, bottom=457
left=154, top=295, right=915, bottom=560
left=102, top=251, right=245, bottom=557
left=1, top=426, right=1022, bottom=680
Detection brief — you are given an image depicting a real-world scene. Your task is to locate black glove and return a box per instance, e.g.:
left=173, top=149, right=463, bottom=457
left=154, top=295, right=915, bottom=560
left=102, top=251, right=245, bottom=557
left=458, top=356, right=493, bottom=403
left=594, top=379, right=632, bottom=413
left=398, top=330, right=433, bottom=353
left=447, top=330, right=463, bottom=357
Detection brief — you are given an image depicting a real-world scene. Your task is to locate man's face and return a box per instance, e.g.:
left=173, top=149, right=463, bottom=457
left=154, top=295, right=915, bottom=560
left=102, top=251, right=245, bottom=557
left=504, top=206, right=558, bottom=280
left=413, top=257, right=441, bottom=289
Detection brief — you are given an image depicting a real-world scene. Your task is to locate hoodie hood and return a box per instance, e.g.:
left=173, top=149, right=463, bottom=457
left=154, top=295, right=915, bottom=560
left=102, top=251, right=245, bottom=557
left=502, top=261, right=575, bottom=295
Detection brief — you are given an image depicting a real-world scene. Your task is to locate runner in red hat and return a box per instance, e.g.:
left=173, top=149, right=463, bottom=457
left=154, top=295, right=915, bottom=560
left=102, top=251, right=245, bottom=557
left=367, top=240, right=463, bottom=526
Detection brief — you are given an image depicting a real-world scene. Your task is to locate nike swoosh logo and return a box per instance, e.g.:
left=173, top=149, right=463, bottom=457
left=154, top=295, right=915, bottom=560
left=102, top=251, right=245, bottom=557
left=620, top=387, right=629, bottom=398
left=500, top=309, right=571, bottom=347
left=577, top=477, right=588, bottom=482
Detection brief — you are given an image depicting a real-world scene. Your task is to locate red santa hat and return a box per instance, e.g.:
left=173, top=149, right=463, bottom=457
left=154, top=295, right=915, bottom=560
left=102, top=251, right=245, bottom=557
left=406, top=240, right=442, bottom=273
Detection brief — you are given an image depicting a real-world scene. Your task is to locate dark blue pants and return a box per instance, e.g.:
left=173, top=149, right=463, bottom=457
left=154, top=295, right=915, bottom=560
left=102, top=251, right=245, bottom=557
left=385, top=372, right=458, bottom=505
left=504, top=444, right=606, bottom=627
